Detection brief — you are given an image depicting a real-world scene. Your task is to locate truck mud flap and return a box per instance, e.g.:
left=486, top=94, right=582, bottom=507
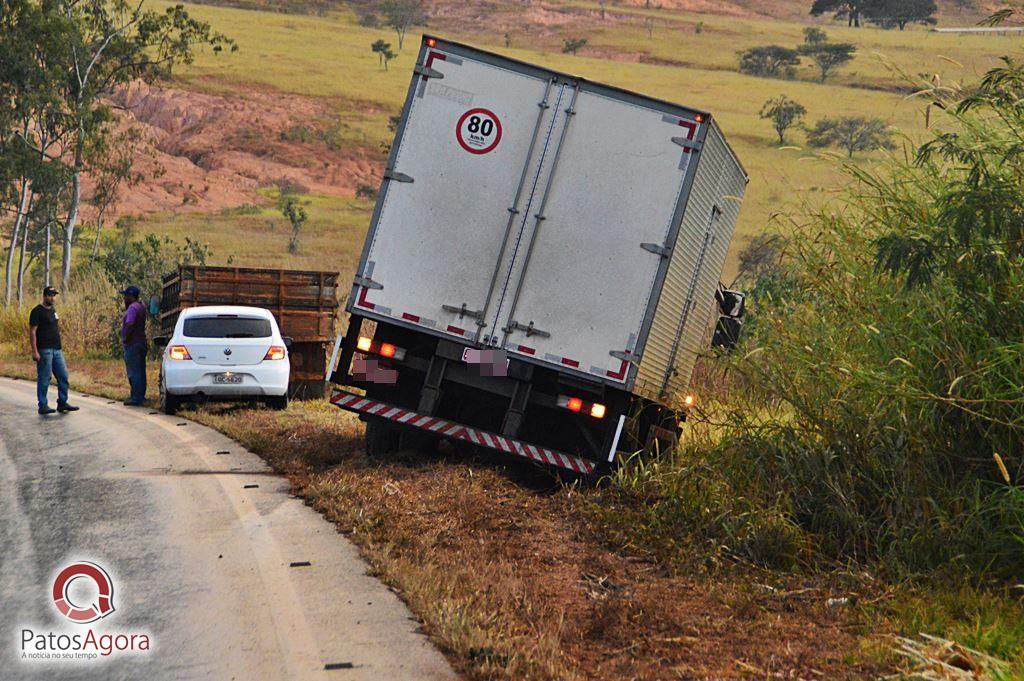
left=330, top=389, right=596, bottom=475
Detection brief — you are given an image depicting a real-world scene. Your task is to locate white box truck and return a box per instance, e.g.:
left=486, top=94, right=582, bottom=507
left=328, top=35, right=748, bottom=475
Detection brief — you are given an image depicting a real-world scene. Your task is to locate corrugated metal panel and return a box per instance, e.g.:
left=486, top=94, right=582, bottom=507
left=635, top=121, right=746, bottom=402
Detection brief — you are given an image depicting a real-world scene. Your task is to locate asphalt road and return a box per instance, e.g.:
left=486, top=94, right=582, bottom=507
left=0, top=377, right=457, bottom=681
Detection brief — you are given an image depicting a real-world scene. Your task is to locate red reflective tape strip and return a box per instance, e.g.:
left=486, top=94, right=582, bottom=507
left=402, top=312, right=421, bottom=323
left=447, top=325, right=465, bottom=335
left=331, top=390, right=597, bottom=474
left=561, top=357, right=580, bottom=368
left=517, top=345, right=535, bottom=355
left=607, top=359, right=629, bottom=380
left=356, top=286, right=375, bottom=310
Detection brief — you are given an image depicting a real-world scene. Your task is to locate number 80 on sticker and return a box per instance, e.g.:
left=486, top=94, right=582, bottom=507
left=456, top=108, right=502, bottom=155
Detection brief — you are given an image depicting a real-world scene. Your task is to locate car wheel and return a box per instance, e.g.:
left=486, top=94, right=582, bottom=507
left=159, top=374, right=180, bottom=415
left=364, top=418, right=401, bottom=459
left=266, top=394, right=289, bottom=410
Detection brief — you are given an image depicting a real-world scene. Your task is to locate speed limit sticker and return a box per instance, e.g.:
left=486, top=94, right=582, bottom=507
left=456, top=108, right=502, bottom=155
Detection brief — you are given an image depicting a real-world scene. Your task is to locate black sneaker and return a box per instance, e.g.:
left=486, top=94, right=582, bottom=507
left=56, top=403, right=79, bottom=413
left=38, top=406, right=56, bottom=415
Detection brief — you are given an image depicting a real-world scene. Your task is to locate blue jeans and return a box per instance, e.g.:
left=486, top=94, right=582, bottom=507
left=124, top=345, right=147, bottom=404
left=36, top=349, right=69, bottom=409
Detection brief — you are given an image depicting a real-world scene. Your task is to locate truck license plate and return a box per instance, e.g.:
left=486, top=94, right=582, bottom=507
left=213, top=374, right=242, bottom=384
left=461, top=348, right=509, bottom=376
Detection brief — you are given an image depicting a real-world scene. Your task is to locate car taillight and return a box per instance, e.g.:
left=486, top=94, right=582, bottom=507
left=264, top=346, right=287, bottom=361
left=557, top=394, right=606, bottom=419
left=355, top=336, right=406, bottom=361
left=168, top=345, right=191, bottom=361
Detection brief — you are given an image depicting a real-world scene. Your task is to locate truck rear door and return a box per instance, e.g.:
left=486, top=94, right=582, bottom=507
left=351, top=41, right=558, bottom=341
left=490, top=86, right=704, bottom=386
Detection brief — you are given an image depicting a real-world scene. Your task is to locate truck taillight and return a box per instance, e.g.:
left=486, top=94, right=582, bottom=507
left=683, top=393, right=696, bottom=408
left=557, top=395, right=605, bottom=419
left=168, top=345, right=191, bottom=361
left=356, top=336, right=406, bottom=361
left=264, top=346, right=287, bottom=361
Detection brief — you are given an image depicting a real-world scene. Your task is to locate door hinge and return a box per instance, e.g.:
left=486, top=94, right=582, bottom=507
left=641, top=243, right=672, bottom=258
left=383, top=168, right=414, bottom=183
left=353, top=275, right=383, bottom=290
left=413, top=64, right=444, bottom=79
left=671, top=137, right=703, bottom=152
left=442, top=303, right=484, bottom=321
left=503, top=320, right=551, bottom=339
left=610, top=349, right=642, bottom=364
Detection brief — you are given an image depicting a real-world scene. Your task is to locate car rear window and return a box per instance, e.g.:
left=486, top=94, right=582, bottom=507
left=183, top=316, right=272, bottom=338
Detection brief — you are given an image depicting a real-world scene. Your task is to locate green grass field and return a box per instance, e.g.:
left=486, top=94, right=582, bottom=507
left=139, top=0, right=1019, bottom=282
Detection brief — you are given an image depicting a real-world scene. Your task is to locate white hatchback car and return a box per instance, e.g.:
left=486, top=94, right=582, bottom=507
left=156, top=306, right=291, bottom=414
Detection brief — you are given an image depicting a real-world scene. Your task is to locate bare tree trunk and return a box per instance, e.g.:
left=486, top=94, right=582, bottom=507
left=92, top=209, right=106, bottom=259
left=62, top=168, right=81, bottom=288
left=62, top=128, right=84, bottom=289
left=5, top=180, right=31, bottom=305
left=45, top=220, right=52, bottom=287
left=17, top=219, right=28, bottom=304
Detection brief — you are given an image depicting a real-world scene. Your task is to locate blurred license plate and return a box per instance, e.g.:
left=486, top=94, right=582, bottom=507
left=213, top=374, right=242, bottom=384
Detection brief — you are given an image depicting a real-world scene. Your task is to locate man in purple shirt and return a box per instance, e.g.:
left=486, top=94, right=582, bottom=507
left=120, top=285, right=148, bottom=406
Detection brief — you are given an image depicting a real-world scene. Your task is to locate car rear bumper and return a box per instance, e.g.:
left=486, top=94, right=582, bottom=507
left=329, top=388, right=597, bottom=475
left=164, top=362, right=289, bottom=397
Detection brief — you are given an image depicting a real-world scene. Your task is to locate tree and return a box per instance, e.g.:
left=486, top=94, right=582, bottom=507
left=738, top=46, right=801, bottom=78
left=798, top=41, right=856, bottom=82
left=371, top=39, right=395, bottom=70
left=810, top=0, right=870, bottom=27
left=803, top=27, right=828, bottom=44
left=88, top=127, right=143, bottom=258
left=760, top=96, right=807, bottom=144
left=277, top=186, right=308, bottom=254
left=562, top=37, right=588, bottom=55
left=865, top=0, right=937, bottom=30
left=806, top=116, right=895, bottom=157
left=1, top=0, right=233, bottom=292
left=381, top=0, right=426, bottom=52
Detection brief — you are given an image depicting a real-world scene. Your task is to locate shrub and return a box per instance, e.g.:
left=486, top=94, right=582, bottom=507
left=605, top=56, right=1024, bottom=579
left=738, top=45, right=800, bottom=78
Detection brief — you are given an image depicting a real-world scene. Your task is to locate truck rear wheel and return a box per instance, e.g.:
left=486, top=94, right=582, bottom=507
left=364, top=418, right=401, bottom=459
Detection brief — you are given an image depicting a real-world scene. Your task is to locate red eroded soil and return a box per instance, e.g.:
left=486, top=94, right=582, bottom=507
left=96, top=82, right=382, bottom=217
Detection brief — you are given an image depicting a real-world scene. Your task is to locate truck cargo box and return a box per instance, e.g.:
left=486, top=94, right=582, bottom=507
left=348, top=36, right=747, bottom=404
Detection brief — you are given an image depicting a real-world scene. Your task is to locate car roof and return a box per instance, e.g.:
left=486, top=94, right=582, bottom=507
left=180, top=305, right=275, bottom=319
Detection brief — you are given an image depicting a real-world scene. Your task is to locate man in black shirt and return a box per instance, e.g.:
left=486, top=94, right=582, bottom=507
left=29, top=286, right=79, bottom=415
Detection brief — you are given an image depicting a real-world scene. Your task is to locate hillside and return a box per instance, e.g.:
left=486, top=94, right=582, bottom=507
left=83, top=0, right=1019, bottom=281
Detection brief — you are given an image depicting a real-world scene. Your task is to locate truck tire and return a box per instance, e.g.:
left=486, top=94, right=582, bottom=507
left=399, top=428, right=439, bottom=454
left=364, top=418, right=401, bottom=459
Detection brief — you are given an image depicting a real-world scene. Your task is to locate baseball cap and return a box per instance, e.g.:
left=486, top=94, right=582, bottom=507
left=120, top=285, right=141, bottom=298
left=42, top=286, right=59, bottom=296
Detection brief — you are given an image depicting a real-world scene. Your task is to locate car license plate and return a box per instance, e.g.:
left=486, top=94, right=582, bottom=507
left=213, top=374, right=242, bottom=384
